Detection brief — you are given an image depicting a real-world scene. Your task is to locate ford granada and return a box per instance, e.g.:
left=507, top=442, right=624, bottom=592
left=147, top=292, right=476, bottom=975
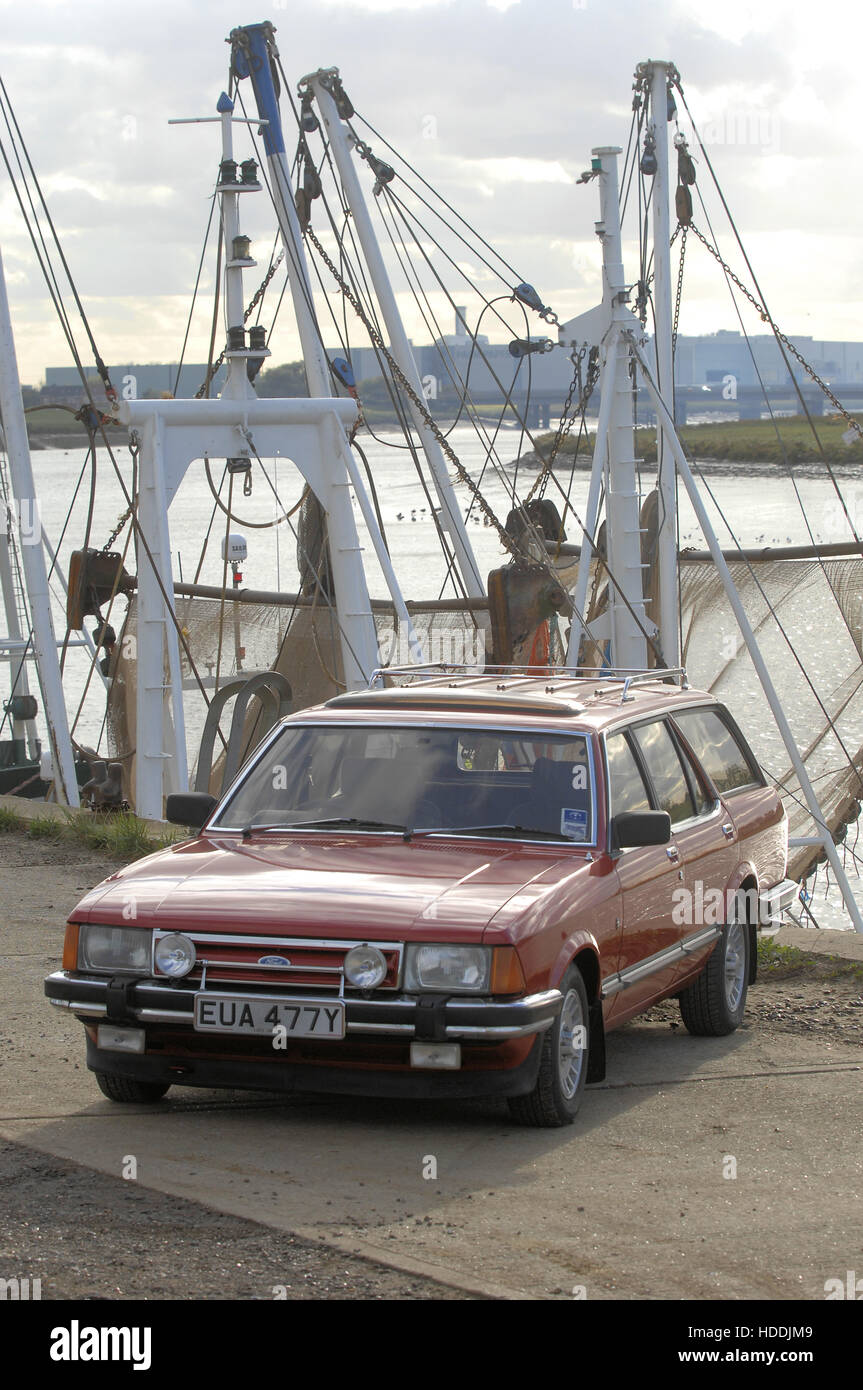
left=45, top=671, right=797, bottom=1127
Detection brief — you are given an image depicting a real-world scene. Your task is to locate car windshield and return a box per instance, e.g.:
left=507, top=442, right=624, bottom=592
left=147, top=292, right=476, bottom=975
left=213, top=723, right=596, bottom=843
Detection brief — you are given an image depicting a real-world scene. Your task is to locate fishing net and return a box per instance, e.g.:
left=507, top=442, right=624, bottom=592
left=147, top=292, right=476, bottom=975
left=107, top=591, right=491, bottom=802
left=676, top=554, right=863, bottom=882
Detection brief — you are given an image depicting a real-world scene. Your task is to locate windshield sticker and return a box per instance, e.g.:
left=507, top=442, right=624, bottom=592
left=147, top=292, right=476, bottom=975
left=561, top=808, right=588, bottom=840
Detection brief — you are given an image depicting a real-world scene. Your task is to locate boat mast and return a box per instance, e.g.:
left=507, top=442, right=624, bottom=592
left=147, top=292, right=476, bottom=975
left=229, top=25, right=424, bottom=653
left=0, top=244, right=79, bottom=805
left=304, top=68, right=485, bottom=601
left=565, top=149, right=653, bottom=669
left=645, top=59, right=680, bottom=669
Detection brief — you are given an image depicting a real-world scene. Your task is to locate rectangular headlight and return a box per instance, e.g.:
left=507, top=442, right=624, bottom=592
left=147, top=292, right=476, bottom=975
left=78, top=925, right=151, bottom=974
left=404, top=944, right=491, bottom=993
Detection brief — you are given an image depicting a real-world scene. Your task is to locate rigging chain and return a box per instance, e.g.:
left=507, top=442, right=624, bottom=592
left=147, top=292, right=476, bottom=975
left=524, top=346, right=600, bottom=507
left=304, top=223, right=530, bottom=565
left=687, top=222, right=863, bottom=442
left=672, top=225, right=687, bottom=360
left=99, top=435, right=139, bottom=554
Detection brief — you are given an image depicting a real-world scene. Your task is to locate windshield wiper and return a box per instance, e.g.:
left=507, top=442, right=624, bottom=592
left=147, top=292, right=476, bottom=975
left=255, top=816, right=413, bottom=839
left=423, top=823, right=571, bottom=841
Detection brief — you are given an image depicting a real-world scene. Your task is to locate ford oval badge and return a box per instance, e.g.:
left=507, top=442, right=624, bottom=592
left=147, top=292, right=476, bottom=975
left=259, top=954, right=291, bottom=966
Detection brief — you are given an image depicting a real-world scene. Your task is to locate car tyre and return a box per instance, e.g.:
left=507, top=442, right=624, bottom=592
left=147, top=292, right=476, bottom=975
left=94, top=1072, right=170, bottom=1104
left=678, top=900, right=749, bottom=1036
left=508, top=965, right=589, bottom=1128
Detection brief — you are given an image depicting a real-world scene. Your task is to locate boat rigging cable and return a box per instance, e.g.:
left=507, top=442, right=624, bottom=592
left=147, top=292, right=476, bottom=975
left=627, top=70, right=863, bottom=809
left=215, top=79, right=448, bottom=654
left=233, top=62, right=581, bottom=609
left=0, top=79, right=226, bottom=741
left=265, top=56, right=665, bottom=661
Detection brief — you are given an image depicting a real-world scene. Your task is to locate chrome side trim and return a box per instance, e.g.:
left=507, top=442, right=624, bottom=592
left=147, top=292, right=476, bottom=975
left=601, top=925, right=722, bottom=998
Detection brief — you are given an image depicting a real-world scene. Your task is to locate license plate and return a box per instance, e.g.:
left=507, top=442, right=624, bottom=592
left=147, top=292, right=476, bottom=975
left=194, top=993, right=345, bottom=1039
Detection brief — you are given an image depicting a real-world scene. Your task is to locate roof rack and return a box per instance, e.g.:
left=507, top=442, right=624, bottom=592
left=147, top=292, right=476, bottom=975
left=368, top=663, right=689, bottom=695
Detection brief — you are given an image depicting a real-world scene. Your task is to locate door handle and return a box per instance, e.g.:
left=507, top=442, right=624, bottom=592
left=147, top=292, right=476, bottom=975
left=666, top=845, right=680, bottom=862
left=722, top=822, right=735, bottom=840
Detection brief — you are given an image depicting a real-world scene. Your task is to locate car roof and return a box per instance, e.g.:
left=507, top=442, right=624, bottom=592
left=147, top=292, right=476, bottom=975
left=315, top=671, right=719, bottom=734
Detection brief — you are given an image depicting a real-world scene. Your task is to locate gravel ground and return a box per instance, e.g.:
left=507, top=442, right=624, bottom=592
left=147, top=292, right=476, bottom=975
left=643, top=951, right=863, bottom=1045
left=0, top=1138, right=473, bottom=1300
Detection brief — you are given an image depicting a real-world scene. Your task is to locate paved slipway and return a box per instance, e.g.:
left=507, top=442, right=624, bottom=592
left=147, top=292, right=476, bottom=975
left=1, top=830, right=862, bottom=1302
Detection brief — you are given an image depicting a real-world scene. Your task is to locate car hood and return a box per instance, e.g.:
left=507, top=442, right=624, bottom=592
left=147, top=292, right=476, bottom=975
left=68, top=833, right=595, bottom=941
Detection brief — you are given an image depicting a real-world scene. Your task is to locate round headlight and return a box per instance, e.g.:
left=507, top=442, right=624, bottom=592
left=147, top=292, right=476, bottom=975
left=344, top=943, right=387, bottom=990
left=154, top=933, right=196, bottom=978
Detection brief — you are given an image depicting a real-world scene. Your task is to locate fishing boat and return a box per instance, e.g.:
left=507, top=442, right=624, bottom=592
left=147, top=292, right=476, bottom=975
left=1, top=28, right=862, bottom=930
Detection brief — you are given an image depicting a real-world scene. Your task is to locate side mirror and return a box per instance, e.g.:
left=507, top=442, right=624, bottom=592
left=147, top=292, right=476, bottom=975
left=166, top=792, right=218, bottom=830
left=612, top=810, right=672, bottom=850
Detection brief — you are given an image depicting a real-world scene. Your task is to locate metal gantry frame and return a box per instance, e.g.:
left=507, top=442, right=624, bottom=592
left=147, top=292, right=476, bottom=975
left=122, top=67, right=428, bottom=820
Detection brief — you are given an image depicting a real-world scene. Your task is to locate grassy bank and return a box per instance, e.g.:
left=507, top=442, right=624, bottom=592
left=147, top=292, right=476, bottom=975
left=530, top=414, right=863, bottom=466
left=0, top=805, right=182, bottom=861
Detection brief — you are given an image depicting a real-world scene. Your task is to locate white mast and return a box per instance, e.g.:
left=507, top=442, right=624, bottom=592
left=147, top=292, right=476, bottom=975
left=229, top=27, right=424, bottom=658
left=305, top=68, right=485, bottom=601
left=646, top=59, right=680, bottom=668
left=0, top=244, right=79, bottom=805
left=564, top=149, right=652, bottom=669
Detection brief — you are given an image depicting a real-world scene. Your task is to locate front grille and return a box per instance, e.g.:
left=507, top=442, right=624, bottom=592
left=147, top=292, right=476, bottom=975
left=152, top=930, right=402, bottom=991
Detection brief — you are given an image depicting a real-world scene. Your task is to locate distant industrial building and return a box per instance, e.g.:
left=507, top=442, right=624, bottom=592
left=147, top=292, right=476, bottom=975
left=347, top=320, right=863, bottom=414
left=41, top=330, right=863, bottom=418
left=42, top=363, right=227, bottom=400
left=672, top=331, right=863, bottom=389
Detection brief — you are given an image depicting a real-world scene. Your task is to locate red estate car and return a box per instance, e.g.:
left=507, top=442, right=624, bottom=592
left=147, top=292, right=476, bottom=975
left=45, top=672, right=796, bottom=1127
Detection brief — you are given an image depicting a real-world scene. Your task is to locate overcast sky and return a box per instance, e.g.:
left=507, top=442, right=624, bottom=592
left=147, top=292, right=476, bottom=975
left=1, top=0, right=860, bottom=387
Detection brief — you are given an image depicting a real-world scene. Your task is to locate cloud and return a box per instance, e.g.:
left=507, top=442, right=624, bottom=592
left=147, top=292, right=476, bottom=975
left=0, top=0, right=857, bottom=385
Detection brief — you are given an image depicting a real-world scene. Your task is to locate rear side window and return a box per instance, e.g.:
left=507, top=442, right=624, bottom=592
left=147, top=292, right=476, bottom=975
left=606, top=732, right=652, bottom=816
left=631, top=720, right=695, bottom=825
left=673, top=708, right=762, bottom=796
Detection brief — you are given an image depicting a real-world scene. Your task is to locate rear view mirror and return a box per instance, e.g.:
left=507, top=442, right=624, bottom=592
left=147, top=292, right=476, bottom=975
left=612, top=810, right=672, bottom=849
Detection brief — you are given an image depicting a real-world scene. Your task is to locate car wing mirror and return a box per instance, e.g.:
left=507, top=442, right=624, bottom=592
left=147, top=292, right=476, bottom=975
left=166, top=792, right=218, bottom=830
left=611, top=810, right=672, bottom=850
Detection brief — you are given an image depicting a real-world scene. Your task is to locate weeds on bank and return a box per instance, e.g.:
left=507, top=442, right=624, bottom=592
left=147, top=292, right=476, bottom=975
left=0, top=804, right=181, bottom=861
left=757, top=937, right=810, bottom=975
left=757, top=936, right=863, bottom=985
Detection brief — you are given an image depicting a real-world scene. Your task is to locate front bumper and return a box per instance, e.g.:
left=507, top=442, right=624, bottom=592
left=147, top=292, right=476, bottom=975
left=44, top=971, right=562, bottom=1042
